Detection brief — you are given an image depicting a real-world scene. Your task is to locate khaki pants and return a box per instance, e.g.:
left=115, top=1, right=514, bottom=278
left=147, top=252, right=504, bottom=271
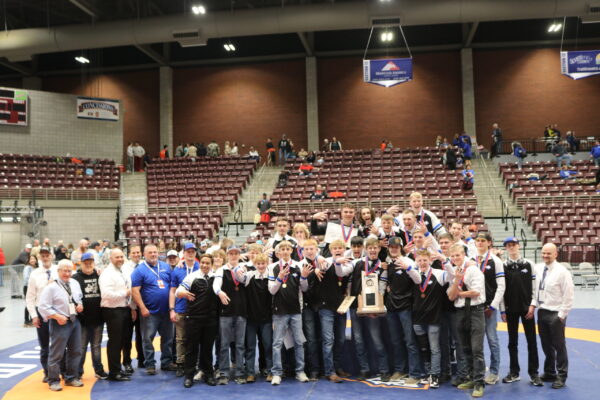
left=175, top=313, right=186, bottom=365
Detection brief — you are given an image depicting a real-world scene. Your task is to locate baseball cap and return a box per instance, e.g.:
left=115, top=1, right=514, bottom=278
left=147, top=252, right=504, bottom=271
left=474, top=232, right=493, bottom=242
left=167, top=250, right=178, bottom=257
left=39, top=246, right=52, bottom=253
left=200, top=240, right=209, bottom=247
left=184, top=242, right=197, bottom=251
left=503, top=236, right=519, bottom=246
left=81, top=252, right=95, bottom=262
left=25, top=244, right=33, bottom=249
left=227, top=245, right=241, bottom=254
left=388, top=237, right=403, bottom=247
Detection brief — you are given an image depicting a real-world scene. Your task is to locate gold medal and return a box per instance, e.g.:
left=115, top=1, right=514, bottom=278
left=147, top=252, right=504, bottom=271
left=234, top=286, right=239, bottom=291
left=338, top=281, right=342, bottom=287
left=420, top=293, right=426, bottom=299
left=282, top=283, right=287, bottom=288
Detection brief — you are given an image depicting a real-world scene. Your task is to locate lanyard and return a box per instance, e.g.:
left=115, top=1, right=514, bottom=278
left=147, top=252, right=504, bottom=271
left=478, top=251, right=491, bottom=273
left=341, top=224, right=353, bottom=243
left=57, top=280, right=74, bottom=304
left=364, top=257, right=380, bottom=275
left=184, top=260, right=197, bottom=276
left=144, top=261, right=161, bottom=279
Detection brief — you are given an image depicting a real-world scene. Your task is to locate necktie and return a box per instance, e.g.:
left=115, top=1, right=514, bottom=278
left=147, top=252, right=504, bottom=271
left=421, top=273, right=427, bottom=282
left=46, top=269, right=51, bottom=280
left=538, top=266, right=548, bottom=305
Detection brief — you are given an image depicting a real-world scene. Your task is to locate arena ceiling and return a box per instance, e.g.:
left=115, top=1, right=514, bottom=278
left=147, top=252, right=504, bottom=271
left=1, top=0, right=600, bottom=79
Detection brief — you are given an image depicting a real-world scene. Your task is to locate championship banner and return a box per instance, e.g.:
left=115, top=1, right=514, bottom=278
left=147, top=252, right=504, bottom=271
left=363, top=58, right=413, bottom=87
left=0, top=88, right=28, bottom=126
left=77, top=97, right=120, bottom=121
left=560, top=50, right=600, bottom=80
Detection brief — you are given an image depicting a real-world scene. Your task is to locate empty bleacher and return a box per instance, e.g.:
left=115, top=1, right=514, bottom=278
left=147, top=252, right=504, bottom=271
left=0, top=152, right=120, bottom=200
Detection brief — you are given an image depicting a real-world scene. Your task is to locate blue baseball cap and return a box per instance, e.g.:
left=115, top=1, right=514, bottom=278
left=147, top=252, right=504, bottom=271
left=184, top=242, right=197, bottom=251
left=503, top=237, right=519, bottom=246
left=81, top=252, right=94, bottom=262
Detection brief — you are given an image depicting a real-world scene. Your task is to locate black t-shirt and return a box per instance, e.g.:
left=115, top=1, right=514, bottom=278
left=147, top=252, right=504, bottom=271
left=271, top=263, right=303, bottom=315
left=72, top=270, right=103, bottom=326
left=186, top=275, right=219, bottom=325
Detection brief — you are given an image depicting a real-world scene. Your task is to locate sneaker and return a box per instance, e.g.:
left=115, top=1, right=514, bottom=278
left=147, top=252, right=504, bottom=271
left=235, top=377, right=247, bottom=385
left=418, top=376, right=430, bottom=385
left=472, top=384, right=485, bottom=398
left=65, top=379, right=84, bottom=387
left=161, top=363, right=178, bottom=372
left=266, top=374, right=273, bottom=382
left=94, top=370, right=109, bottom=380
left=380, top=373, right=391, bottom=382
left=217, top=376, right=229, bottom=385
left=404, top=377, right=420, bottom=385
left=390, top=372, right=408, bottom=381
left=193, top=370, right=204, bottom=381
left=530, top=375, right=544, bottom=387
left=246, top=375, right=255, bottom=383
left=336, top=369, right=351, bottom=378
left=296, top=371, right=309, bottom=383
left=430, top=375, right=439, bottom=389
left=327, top=374, right=343, bottom=383
left=42, top=375, right=49, bottom=383
left=309, top=371, right=319, bottom=381
left=485, top=373, right=499, bottom=385
left=457, top=380, right=475, bottom=390
left=271, top=375, right=282, bottom=385
left=502, top=373, right=520, bottom=383
left=49, top=383, right=62, bottom=391
left=146, top=367, right=157, bottom=375
left=540, top=373, right=557, bottom=382
left=123, top=364, right=134, bottom=375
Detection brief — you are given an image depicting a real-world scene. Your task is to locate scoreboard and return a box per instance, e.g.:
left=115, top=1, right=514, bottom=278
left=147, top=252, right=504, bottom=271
left=0, top=88, right=28, bottom=126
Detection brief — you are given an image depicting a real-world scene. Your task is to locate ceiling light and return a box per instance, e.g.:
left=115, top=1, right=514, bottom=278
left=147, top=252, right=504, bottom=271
left=191, top=5, right=206, bottom=15
left=380, top=31, right=394, bottom=42
left=547, top=23, right=562, bottom=33
left=75, top=56, right=90, bottom=64
left=224, top=44, right=231, bottom=51
left=229, top=44, right=236, bottom=51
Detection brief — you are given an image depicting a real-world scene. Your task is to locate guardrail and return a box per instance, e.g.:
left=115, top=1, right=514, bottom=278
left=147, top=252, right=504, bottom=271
left=499, top=137, right=597, bottom=155
left=271, top=197, right=477, bottom=213
left=0, top=188, right=119, bottom=201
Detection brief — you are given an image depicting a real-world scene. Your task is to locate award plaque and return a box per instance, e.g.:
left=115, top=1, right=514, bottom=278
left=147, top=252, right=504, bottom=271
left=357, top=271, right=386, bottom=315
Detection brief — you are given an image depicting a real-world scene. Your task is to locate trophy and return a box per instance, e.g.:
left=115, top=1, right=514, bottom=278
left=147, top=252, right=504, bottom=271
left=357, top=270, right=386, bottom=315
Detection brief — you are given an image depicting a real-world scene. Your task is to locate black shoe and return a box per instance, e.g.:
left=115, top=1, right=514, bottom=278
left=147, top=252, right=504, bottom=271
left=502, top=373, right=520, bottom=383
left=530, top=375, right=544, bottom=386
left=108, top=374, right=131, bottom=381
left=176, top=365, right=185, bottom=377
left=357, top=371, right=369, bottom=381
left=95, top=370, right=109, bottom=380
left=205, top=375, right=217, bottom=386
left=380, top=373, right=391, bottom=382
left=430, top=375, right=440, bottom=389
left=123, top=364, right=134, bottom=375
left=552, top=378, right=566, bottom=389
left=42, top=374, right=49, bottom=383
left=540, top=373, right=557, bottom=382
left=146, top=367, right=157, bottom=375
left=309, top=371, right=319, bottom=381
left=183, top=378, right=193, bottom=388
left=161, top=363, right=178, bottom=372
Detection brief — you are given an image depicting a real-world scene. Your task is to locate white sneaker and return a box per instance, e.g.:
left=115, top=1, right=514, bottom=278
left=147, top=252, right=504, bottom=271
left=193, top=370, right=204, bottom=382
left=484, top=374, right=499, bottom=385
left=271, top=375, right=282, bottom=385
left=296, top=372, right=309, bottom=383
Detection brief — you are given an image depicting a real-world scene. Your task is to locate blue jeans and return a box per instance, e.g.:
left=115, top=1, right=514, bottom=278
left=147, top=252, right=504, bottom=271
left=386, top=310, right=422, bottom=377
left=127, top=156, right=134, bottom=172
left=245, top=321, right=272, bottom=375
left=515, top=156, right=523, bottom=169
left=413, top=324, right=441, bottom=376
left=79, top=323, right=104, bottom=376
left=485, top=308, right=500, bottom=375
left=48, top=319, right=82, bottom=384
left=302, top=307, right=320, bottom=374
left=319, top=309, right=346, bottom=376
left=218, top=316, right=246, bottom=378
left=272, top=314, right=305, bottom=376
left=556, top=154, right=572, bottom=167
left=278, top=149, right=287, bottom=166
left=350, top=308, right=389, bottom=374
left=594, top=156, right=600, bottom=167
left=140, top=312, right=174, bottom=369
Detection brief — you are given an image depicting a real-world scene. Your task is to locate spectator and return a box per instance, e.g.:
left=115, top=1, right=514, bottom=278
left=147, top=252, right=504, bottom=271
left=23, top=255, right=38, bottom=326
left=248, top=146, right=260, bottom=161
left=552, top=141, right=572, bottom=168
left=591, top=140, right=600, bottom=167
left=565, top=131, right=579, bottom=153
left=462, top=160, right=474, bottom=190
left=230, top=142, right=239, bottom=156
left=257, top=193, right=272, bottom=225
left=224, top=141, right=232, bottom=156
left=207, top=140, right=220, bottom=157
left=329, top=137, right=342, bottom=151
left=297, top=148, right=308, bottom=159
left=132, top=142, right=145, bottom=172
left=452, top=133, right=462, bottom=148
left=310, top=184, right=327, bottom=200
left=381, top=139, right=388, bottom=150
left=305, top=151, right=316, bottom=164
left=462, top=138, right=473, bottom=160
left=278, top=135, right=290, bottom=165
left=186, top=143, right=197, bottom=160
left=559, top=165, right=578, bottom=180
left=38, top=259, right=84, bottom=391
left=435, top=136, right=443, bottom=147
left=321, top=138, right=330, bottom=152
left=175, top=143, right=184, bottom=157
left=440, top=138, right=450, bottom=149
left=298, top=162, right=316, bottom=177
left=552, top=123, right=561, bottom=139
left=265, top=138, right=276, bottom=166
left=491, top=123, right=502, bottom=158
left=159, top=145, right=169, bottom=160
left=126, top=142, right=134, bottom=172
left=31, top=239, right=41, bottom=258
left=460, top=132, right=472, bottom=146
left=511, top=141, right=527, bottom=170
left=445, top=147, right=457, bottom=170
left=197, top=143, right=207, bottom=157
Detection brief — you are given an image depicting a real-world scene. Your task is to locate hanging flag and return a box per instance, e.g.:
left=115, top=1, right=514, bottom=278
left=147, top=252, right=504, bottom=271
left=560, top=50, right=600, bottom=80
left=363, top=58, right=413, bottom=87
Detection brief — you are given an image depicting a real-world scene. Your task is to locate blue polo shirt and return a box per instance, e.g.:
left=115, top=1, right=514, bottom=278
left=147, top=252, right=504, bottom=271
left=131, top=260, right=172, bottom=314
left=170, top=261, right=199, bottom=313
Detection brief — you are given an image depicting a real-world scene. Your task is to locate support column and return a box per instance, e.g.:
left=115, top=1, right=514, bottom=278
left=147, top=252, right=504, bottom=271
left=305, top=56, right=319, bottom=151
left=22, top=76, right=42, bottom=90
left=159, top=66, right=173, bottom=158
left=461, top=48, right=477, bottom=140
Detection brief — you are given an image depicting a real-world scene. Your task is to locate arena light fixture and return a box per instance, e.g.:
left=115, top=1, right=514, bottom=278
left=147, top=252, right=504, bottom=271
left=75, top=56, right=90, bottom=64
left=224, top=43, right=236, bottom=52
left=191, top=5, right=206, bottom=15
left=380, top=31, right=394, bottom=42
left=547, top=23, right=562, bottom=33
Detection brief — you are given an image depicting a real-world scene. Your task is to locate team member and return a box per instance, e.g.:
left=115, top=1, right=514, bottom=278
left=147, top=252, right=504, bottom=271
left=412, top=250, right=454, bottom=388
left=72, top=253, right=107, bottom=379
left=500, top=237, right=542, bottom=386
left=99, top=249, right=133, bottom=381
left=25, top=246, right=58, bottom=382
left=213, top=245, right=248, bottom=385
left=169, top=243, right=199, bottom=377
left=397, top=209, right=427, bottom=248
left=243, top=253, right=273, bottom=382
left=405, top=229, right=440, bottom=260
left=242, top=243, right=264, bottom=271
left=448, top=221, right=476, bottom=257
left=356, top=207, right=380, bottom=238
left=533, top=243, right=574, bottom=389
left=176, top=254, right=219, bottom=388
left=311, top=203, right=359, bottom=256
left=265, top=217, right=297, bottom=262
left=391, top=192, right=446, bottom=236
left=473, top=233, right=505, bottom=385
left=349, top=238, right=391, bottom=381
left=291, top=223, right=310, bottom=262
left=166, top=250, right=179, bottom=270
left=382, top=237, right=421, bottom=383
left=447, top=244, right=485, bottom=398
left=344, top=236, right=365, bottom=260
left=373, top=214, right=401, bottom=261
left=38, top=260, right=84, bottom=391
left=122, top=245, right=143, bottom=372
left=131, top=244, right=175, bottom=375
left=268, top=241, right=311, bottom=385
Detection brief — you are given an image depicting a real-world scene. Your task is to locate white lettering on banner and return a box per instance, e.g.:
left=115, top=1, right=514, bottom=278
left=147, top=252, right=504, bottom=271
left=9, top=351, right=40, bottom=359
left=0, top=364, right=37, bottom=379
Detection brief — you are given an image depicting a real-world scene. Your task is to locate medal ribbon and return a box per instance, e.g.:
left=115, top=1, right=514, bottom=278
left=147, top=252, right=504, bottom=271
left=479, top=251, right=491, bottom=273
left=279, top=261, right=290, bottom=285
left=364, top=257, right=381, bottom=276
left=404, top=230, right=413, bottom=246
left=229, top=266, right=240, bottom=289
left=297, top=247, right=304, bottom=261
left=341, top=224, right=353, bottom=243
left=458, top=260, right=469, bottom=288
left=419, top=268, right=433, bottom=295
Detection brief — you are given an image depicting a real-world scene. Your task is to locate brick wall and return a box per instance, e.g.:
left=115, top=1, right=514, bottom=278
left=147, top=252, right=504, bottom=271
left=43, top=70, right=159, bottom=162
left=173, top=60, right=307, bottom=156
left=474, top=47, right=600, bottom=149
left=317, top=53, right=464, bottom=149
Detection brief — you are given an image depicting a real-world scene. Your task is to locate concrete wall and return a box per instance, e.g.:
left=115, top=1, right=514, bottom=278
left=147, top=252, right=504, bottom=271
left=0, top=88, right=123, bottom=162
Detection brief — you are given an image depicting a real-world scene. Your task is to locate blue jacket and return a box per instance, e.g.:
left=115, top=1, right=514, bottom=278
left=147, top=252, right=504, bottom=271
left=591, top=145, right=600, bottom=158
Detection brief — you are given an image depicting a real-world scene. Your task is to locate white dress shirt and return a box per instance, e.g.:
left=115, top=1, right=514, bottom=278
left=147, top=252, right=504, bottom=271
left=26, top=264, right=58, bottom=318
left=451, top=261, right=486, bottom=308
left=99, top=263, right=131, bottom=308
left=533, top=260, right=574, bottom=320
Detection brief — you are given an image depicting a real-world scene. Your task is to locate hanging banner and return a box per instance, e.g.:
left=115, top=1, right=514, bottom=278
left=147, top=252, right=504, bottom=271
left=77, top=97, right=120, bottom=121
left=363, top=58, right=413, bottom=87
left=0, top=88, right=28, bottom=126
left=560, top=50, right=600, bottom=80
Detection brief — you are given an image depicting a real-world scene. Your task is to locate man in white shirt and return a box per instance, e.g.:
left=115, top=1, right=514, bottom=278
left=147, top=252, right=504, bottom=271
left=25, top=246, right=58, bottom=382
left=122, top=245, right=143, bottom=372
left=99, top=249, right=133, bottom=381
left=126, top=142, right=134, bottom=173
left=132, top=142, right=146, bottom=172
left=533, top=243, right=574, bottom=389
